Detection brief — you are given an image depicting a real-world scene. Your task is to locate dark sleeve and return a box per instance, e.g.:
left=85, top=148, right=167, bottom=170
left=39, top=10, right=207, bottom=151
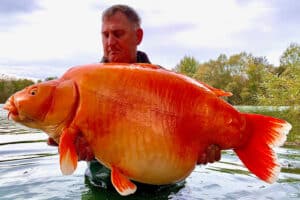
left=136, top=51, right=151, bottom=63
left=100, top=56, right=108, bottom=63
left=137, top=51, right=167, bottom=69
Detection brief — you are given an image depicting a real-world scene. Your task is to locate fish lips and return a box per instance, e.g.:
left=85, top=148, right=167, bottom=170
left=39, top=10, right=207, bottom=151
left=4, top=96, right=19, bottom=121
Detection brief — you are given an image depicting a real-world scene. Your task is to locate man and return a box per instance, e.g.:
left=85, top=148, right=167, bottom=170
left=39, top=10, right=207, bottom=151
left=49, top=4, right=221, bottom=188
left=84, top=4, right=153, bottom=187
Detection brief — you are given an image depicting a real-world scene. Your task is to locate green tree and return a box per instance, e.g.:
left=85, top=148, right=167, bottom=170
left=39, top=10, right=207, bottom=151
left=258, top=65, right=300, bottom=106
left=194, top=52, right=271, bottom=105
left=194, top=54, right=231, bottom=89
left=174, top=56, right=199, bottom=77
left=259, top=43, right=300, bottom=105
left=45, top=76, right=58, bottom=81
left=280, top=43, right=300, bottom=68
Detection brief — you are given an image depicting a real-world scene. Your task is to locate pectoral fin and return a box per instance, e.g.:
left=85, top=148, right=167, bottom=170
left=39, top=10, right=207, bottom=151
left=111, top=166, right=137, bottom=196
left=59, top=128, right=78, bottom=175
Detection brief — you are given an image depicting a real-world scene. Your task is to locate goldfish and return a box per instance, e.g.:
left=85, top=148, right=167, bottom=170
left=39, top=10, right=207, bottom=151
left=3, top=63, right=292, bottom=196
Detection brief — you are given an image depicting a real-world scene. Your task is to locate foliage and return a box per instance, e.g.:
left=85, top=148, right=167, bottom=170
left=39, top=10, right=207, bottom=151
left=174, top=56, right=199, bottom=77
left=258, top=43, right=300, bottom=106
left=45, top=76, right=58, bottom=81
left=257, top=67, right=300, bottom=106
left=0, top=79, right=35, bottom=103
left=187, top=52, right=272, bottom=105
left=280, top=43, right=300, bottom=68
left=0, top=76, right=57, bottom=103
left=174, top=43, right=300, bottom=107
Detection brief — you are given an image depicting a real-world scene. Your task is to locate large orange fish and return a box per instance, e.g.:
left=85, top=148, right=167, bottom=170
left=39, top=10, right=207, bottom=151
left=4, top=63, right=291, bottom=196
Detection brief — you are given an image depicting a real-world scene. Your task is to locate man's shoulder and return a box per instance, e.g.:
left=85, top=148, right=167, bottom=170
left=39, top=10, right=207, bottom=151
left=136, top=51, right=151, bottom=63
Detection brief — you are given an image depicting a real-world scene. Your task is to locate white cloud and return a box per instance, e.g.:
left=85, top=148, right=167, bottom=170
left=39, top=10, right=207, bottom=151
left=0, top=0, right=299, bottom=78
left=171, top=1, right=271, bottom=48
left=0, top=0, right=101, bottom=62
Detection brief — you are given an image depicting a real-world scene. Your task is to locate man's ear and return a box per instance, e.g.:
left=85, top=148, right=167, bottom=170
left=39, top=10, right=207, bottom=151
left=136, top=28, right=143, bottom=45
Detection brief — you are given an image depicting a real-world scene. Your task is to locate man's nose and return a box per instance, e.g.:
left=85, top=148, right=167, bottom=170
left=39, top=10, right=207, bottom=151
left=107, top=35, right=117, bottom=45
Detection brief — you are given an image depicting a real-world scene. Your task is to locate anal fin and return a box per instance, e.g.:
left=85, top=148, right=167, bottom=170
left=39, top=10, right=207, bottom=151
left=111, top=166, right=137, bottom=196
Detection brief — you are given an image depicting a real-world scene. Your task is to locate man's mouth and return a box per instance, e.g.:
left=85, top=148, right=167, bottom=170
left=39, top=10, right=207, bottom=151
left=109, top=51, right=120, bottom=55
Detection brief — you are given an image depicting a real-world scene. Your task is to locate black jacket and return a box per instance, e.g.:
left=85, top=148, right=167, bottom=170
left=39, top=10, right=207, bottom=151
left=100, top=51, right=151, bottom=63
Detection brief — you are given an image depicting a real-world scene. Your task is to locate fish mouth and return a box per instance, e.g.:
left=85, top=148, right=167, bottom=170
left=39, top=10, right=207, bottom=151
left=3, top=96, right=19, bottom=120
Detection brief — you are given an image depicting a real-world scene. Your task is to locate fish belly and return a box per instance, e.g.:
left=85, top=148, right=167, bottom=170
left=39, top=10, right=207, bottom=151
left=90, top=124, right=198, bottom=185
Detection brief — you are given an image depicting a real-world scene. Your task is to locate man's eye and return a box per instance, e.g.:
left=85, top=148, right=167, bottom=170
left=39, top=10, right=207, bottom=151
left=102, top=32, right=109, bottom=38
left=114, top=30, right=124, bottom=38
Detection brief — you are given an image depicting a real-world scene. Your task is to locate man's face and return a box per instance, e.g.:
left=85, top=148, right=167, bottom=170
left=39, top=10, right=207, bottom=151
left=101, top=11, right=142, bottom=63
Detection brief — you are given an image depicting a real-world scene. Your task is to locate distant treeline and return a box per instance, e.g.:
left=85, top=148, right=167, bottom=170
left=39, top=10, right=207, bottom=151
left=0, top=77, right=57, bottom=103
left=174, top=43, right=300, bottom=107
left=0, top=79, right=35, bottom=103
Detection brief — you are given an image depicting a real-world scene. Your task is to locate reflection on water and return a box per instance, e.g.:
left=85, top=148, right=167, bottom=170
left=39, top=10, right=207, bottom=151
left=0, top=104, right=299, bottom=200
left=82, top=179, right=185, bottom=200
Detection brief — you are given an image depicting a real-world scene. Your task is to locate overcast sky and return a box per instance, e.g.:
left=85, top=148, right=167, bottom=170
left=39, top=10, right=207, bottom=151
left=0, top=0, right=299, bottom=80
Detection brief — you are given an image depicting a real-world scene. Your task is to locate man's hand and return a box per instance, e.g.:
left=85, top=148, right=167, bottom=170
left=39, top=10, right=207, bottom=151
left=47, top=134, right=94, bottom=161
left=197, top=144, right=221, bottom=164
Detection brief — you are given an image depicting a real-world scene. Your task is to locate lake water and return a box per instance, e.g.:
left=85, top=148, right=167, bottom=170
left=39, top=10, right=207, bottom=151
left=0, top=104, right=299, bottom=200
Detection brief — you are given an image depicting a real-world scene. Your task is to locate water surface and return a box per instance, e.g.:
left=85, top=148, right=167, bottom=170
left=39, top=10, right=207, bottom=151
left=0, top=104, right=299, bottom=199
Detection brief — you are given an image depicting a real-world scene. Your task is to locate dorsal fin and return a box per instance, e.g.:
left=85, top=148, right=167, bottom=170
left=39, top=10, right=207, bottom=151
left=199, top=81, right=233, bottom=97
left=134, top=63, right=233, bottom=97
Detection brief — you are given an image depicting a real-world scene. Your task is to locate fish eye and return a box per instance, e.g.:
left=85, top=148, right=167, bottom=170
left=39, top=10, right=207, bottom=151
left=29, top=88, right=38, bottom=96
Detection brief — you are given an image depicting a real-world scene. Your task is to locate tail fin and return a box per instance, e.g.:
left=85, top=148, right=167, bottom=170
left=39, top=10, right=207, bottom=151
left=234, top=113, right=292, bottom=183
